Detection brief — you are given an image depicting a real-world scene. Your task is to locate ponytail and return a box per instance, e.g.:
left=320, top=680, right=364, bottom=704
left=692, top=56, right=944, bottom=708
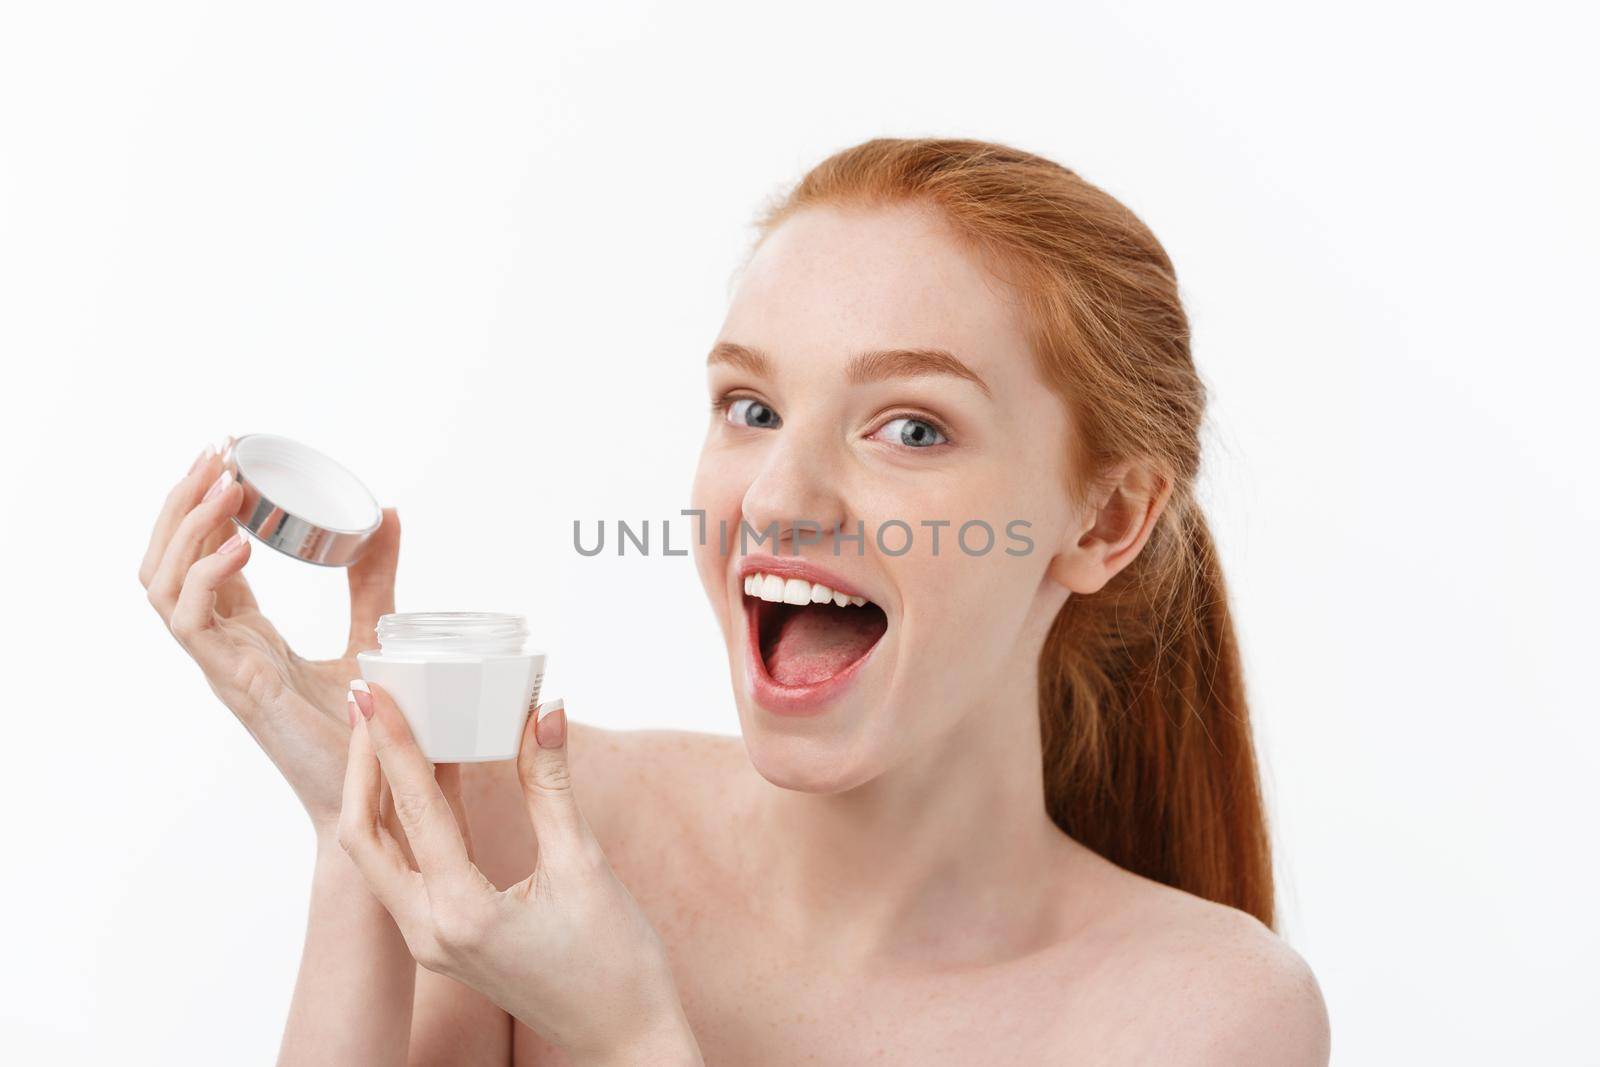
left=1039, top=499, right=1273, bottom=926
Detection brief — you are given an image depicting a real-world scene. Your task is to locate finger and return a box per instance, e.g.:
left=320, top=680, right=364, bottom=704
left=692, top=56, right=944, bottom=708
left=377, top=776, right=419, bottom=871
left=212, top=558, right=260, bottom=618
left=204, top=497, right=260, bottom=619
left=339, top=702, right=429, bottom=927
left=349, top=701, right=419, bottom=875
left=178, top=438, right=258, bottom=618
left=147, top=466, right=245, bottom=617
left=350, top=680, right=476, bottom=889
left=195, top=436, right=238, bottom=561
left=363, top=708, right=424, bottom=876
left=139, top=444, right=221, bottom=588
left=434, top=763, right=476, bottom=863
left=346, top=508, right=400, bottom=655
left=168, top=529, right=252, bottom=669
left=516, top=699, right=591, bottom=859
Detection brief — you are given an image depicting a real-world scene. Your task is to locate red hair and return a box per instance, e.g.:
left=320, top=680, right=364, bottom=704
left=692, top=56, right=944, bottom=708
left=757, top=138, right=1274, bottom=926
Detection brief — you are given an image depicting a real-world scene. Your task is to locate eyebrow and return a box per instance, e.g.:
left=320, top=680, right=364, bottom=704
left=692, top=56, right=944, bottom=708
left=706, top=341, right=991, bottom=397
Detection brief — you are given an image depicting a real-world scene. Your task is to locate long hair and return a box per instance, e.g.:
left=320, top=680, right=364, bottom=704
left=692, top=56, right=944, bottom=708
left=755, top=138, right=1273, bottom=926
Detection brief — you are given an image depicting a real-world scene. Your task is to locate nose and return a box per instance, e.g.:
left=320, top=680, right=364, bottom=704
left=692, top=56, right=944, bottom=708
left=740, top=433, right=849, bottom=554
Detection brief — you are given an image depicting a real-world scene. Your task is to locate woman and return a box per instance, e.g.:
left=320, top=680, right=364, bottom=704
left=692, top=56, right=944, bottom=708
left=141, top=138, right=1329, bottom=1064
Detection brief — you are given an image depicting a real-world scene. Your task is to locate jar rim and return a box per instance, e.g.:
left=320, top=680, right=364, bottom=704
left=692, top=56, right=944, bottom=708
left=374, top=612, right=529, bottom=655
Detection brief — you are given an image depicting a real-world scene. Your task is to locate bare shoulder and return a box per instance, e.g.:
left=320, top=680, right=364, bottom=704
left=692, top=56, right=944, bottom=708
left=1141, top=896, right=1328, bottom=1065
left=565, top=722, right=747, bottom=842
left=1051, top=863, right=1330, bottom=1065
left=452, top=721, right=744, bottom=883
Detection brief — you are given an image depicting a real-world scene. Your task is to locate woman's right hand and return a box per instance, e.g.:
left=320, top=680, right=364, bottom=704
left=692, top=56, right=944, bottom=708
left=140, top=441, right=402, bottom=836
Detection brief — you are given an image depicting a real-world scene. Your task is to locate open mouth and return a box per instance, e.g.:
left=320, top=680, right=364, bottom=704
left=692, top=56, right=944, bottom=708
left=743, top=571, right=888, bottom=688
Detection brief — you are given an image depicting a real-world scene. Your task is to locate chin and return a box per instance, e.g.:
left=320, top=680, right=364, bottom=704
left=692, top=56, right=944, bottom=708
left=734, top=706, right=887, bottom=794
left=703, top=551, right=911, bottom=792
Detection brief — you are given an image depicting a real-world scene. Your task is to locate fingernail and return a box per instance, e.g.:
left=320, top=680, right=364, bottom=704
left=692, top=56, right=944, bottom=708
left=349, top=679, right=373, bottom=719
left=347, top=691, right=358, bottom=728
left=202, top=468, right=234, bottom=502
left=218, top=531, right=245, bottom=555
left=188, top=446, right=213, bottom=475
left=535, top=700, right=566, bottom=749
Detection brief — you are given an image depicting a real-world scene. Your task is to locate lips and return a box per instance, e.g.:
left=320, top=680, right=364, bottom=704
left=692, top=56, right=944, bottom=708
left=737, top=559, right=888, bottom=716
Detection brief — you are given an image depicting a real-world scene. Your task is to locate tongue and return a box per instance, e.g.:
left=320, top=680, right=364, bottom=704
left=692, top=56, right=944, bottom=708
left=766, top=604, right=885, bottom=686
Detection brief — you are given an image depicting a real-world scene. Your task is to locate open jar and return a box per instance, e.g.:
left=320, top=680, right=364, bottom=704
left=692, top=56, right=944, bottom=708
left=215, top=433, right=546, bottom=761
left=357, top=613, right=546, bottom=762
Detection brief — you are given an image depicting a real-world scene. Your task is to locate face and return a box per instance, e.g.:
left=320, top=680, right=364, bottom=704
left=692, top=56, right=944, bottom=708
left=690, top=202, right=1083, bottom=793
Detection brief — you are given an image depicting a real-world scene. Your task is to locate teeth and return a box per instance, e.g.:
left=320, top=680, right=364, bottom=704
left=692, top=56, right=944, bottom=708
left=742, top=571, right=871, bottom=608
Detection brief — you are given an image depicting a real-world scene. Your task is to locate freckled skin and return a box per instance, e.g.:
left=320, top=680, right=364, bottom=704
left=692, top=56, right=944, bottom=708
left=461, top=728, right=1325, bottom=1066
left=694, top=204, right=1078, bottom=795
left=444, top=205, right=1328, bottom=1064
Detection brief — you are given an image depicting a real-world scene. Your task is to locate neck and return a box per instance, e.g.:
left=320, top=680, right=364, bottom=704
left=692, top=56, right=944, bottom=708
left=745, top=660, right=1080, bottom=966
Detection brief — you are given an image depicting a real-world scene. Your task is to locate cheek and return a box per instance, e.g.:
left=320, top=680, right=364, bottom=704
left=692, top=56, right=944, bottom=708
left=863, top=476, right=1058, bottom=689
left=690, top=449, right=750, bottom=625
left=894, top=553, right=1041, bottom=670
left=690, top=441, right=753, bottom=520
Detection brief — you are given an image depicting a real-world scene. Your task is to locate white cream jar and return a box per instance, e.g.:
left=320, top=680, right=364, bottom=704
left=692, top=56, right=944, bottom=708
left=357, top=612, right=546, bottom=762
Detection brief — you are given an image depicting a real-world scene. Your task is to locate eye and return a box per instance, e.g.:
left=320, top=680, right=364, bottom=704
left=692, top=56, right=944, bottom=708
left=872, top=416, right=948, bottom=448
left=724, top=397, right=782, bottom=429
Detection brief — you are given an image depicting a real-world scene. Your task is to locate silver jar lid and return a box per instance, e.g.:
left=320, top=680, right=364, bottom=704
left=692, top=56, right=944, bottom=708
left=221, top=433, right=381, bottom=567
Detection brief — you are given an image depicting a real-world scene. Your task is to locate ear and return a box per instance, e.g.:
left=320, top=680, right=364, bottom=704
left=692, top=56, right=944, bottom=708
left=1046, top=461, right=1172, bottom=596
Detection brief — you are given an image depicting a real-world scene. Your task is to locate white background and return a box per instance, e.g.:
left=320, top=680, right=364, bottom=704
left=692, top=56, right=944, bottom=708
left=2, top=2, right=1595, bottom=1063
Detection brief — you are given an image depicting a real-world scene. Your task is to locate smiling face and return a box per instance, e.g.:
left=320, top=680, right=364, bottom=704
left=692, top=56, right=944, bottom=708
left=690, top=202, right=1083, bottom=793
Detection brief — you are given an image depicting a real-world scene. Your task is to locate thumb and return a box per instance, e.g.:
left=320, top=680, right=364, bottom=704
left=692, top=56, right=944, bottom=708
left=516, top=698, right=588, bottom=855
left=346, top=507, right=400, bottom=654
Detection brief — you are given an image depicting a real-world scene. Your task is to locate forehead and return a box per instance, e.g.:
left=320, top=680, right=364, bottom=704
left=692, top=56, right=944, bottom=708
left=720, top=203, right=1033, bottom=378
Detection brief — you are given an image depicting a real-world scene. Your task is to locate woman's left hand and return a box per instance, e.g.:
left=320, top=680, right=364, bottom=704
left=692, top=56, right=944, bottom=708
left=338, top=683, right=702, bottom=1066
